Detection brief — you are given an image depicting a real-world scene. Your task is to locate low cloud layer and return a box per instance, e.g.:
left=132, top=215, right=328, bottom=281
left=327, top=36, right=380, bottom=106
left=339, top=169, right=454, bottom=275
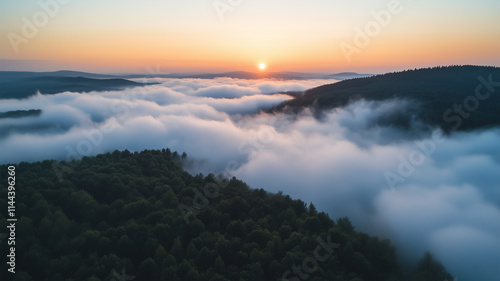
left=1, top=77, right=499, bottom=280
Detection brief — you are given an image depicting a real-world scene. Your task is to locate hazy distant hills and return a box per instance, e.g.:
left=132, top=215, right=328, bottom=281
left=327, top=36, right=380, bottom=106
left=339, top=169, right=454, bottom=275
left=0, top=70, right=371, bottom=99
left=6, top=66, right=499, bottom=132
left=122, top=71, right=373, bottom=80
left=274, top=66, right=500, bottom=132
left=0, top=70, right=118, bottom=81
left=0, top=71, right=153, bottom=99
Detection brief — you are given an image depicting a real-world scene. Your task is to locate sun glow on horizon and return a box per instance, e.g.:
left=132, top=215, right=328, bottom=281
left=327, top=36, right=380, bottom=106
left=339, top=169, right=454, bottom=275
left=0, top=1, right=499, bottom=73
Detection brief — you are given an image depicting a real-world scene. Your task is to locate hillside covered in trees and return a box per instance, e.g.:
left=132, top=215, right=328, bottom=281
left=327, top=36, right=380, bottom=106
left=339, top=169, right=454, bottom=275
left=0, top=73, right=154, bottom=99
left=274, top=65, right=500, bottom=132
left=0, top=150, right=452, bottom=280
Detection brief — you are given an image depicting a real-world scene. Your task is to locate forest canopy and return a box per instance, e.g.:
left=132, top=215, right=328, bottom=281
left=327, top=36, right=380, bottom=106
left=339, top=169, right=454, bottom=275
left=0, top=149, right=452, bottom=280
left=274, top=65, right=500, bottom=132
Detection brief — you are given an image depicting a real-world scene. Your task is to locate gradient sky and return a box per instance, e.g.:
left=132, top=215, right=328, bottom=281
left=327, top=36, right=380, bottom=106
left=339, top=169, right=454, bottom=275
left=1, top=0, right=499, bottom=73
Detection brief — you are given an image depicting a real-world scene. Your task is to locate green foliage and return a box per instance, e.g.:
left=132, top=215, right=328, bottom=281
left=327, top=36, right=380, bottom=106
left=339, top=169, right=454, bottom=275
left=337, top=216, right=355, bottom=234
left=275, top=65, right=500, bottom=132
left=0, top=109, right=42, bottom=119
left=0, top=149, right=452, bottom=280
left=0, top=75, right=153, bottom=99
left=411, top=252, right=453, bottom=281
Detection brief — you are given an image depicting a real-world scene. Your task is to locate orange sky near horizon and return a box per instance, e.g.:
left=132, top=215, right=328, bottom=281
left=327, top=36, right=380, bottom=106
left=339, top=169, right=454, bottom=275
left=1, top=0, right=499, bottom=74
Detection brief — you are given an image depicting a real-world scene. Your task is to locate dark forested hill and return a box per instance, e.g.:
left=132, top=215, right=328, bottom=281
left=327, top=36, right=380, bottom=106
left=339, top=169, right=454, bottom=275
left=274, top=66, right=500, bottom=132
left=0, top=71, right=118, bottom=82
left=0, top=75, right=154, bottom=99
left=0, top=109, right=41, bottom=119
left=0, top=150, right=452, bottom=281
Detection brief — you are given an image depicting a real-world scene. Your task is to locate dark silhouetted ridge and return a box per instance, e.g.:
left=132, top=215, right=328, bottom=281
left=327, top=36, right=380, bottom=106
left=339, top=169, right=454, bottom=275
left=274, top=65, right=500, bottom=131
left=0, top=74, right=155, bottom=99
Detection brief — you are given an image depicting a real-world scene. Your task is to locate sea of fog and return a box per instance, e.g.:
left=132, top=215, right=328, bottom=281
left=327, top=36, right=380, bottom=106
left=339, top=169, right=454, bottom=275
left=1, top=77, right=499, bottom=280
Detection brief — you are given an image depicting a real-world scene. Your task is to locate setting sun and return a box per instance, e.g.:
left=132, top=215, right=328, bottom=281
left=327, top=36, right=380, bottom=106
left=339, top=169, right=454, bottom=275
left=259, top=63, right=266, bottom=70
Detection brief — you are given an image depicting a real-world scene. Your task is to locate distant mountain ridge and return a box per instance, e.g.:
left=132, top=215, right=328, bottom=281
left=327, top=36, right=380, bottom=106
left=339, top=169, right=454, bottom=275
left=1, top=70, right=373, bottom=81
left=122, top=71, right=373, bottom=80
left=0, top=70, right=119, bottom=82
left=0, top=74, right=154, bottom=99
left=273, top=65, right=500, bottom=131
left=0, top=70, right=372, bottom=99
